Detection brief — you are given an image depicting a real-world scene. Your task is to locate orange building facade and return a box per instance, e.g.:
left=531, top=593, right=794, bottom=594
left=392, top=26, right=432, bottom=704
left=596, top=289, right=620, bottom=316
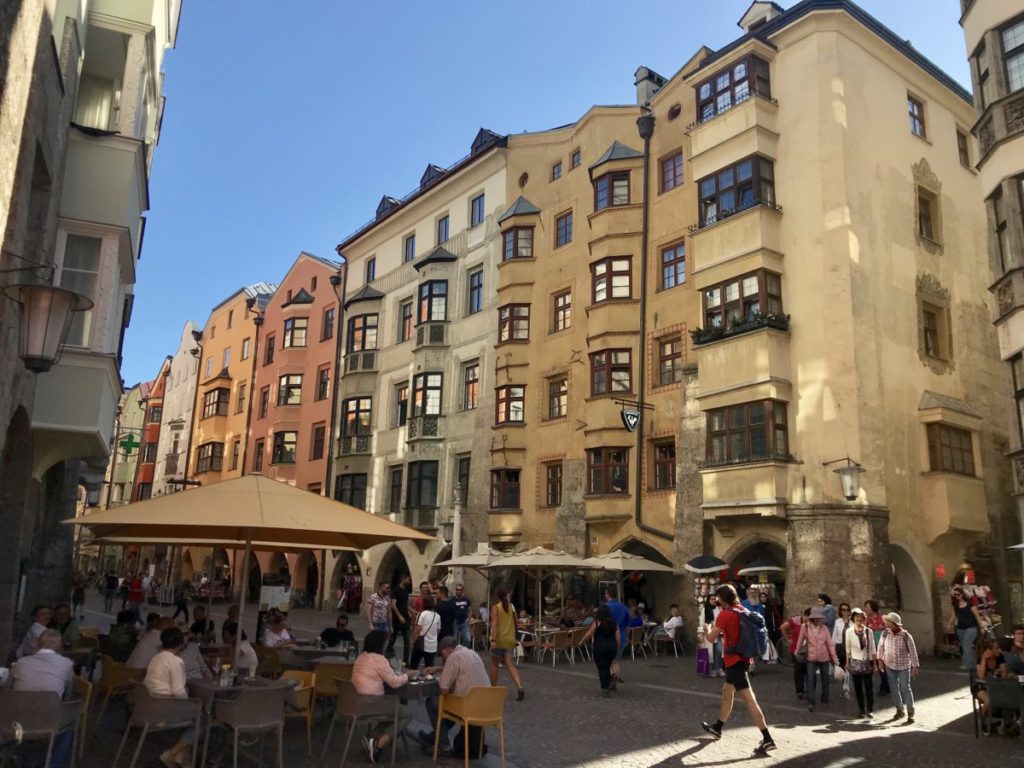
left=133, top=357, right=172, bottom=501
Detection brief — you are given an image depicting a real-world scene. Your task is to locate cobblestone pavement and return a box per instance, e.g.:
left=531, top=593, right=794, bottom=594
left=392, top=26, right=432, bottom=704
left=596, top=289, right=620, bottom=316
left=64, top=594, right=1022, bottom=767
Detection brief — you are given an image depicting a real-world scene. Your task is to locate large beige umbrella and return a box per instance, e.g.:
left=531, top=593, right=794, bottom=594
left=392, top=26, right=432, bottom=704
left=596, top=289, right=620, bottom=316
left=67, top=474, right=432, bottom=666
left=483, top=547, right=590, bottom=626
left=435, top=546, right=507, bottom=632
left=582, top=551, right=674, bottom=573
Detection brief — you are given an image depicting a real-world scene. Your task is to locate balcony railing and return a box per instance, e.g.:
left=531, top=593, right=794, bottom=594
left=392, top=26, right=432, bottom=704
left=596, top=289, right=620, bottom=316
left=686, top=90, right=778, bottom=131
left=407, top=414, right=444, bottom=441
left=339, top=434, right=372, bottom=456
left=404, top=507, right=438, bottom=531
left=690, top=313, right=790, bottom=346
left=344, top=350, right=378, bottom=374
left=689, top=200, right=783, bottom=234
left=415, top=322, right=449, bottom=349
left=699, top=452, right=793, bottom=469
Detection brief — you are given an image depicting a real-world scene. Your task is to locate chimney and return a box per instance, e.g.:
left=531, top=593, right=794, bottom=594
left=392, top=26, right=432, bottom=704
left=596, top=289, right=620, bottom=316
left=634, top=66, right=667, bottom=106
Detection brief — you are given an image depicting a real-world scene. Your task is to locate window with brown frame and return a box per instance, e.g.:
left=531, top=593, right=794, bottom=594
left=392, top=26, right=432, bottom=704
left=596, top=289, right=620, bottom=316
left=311, top=422, right=326, bottom=460
left=696, top=55, right=770, bottom=122
left=926, top=423, right=975, bottom=475
left=702, top=269, right=782, bottom=328
left=283, top=317, right=307, bottom=348
left=495, top=385, right=525, bottom=424
left=1005, top=17, right=1024, bottom=94
left=346, top=314, right=378, bottom=352
left=551, top=161, right=562, bottom=181
left=403, top=233, right=416, bottom=263
left=277, top=374, right=302, bottom=406
left=661, top=243, right=686, bottom=290
left=917, top=188, right=937, bottom=240
left=908, top=95, right=926, bottom=138
left=388, top=466, right=403, bottom=514
left=594, top=171, right=630, bottom=211
left=258, top=386, right=269, bottom=419
left=503, top=227, right=534, bottom=261
left=545, top=463, right=563, bottom=506
left=957, top=130, right=971, bottom=167
left=394, top=382, right=409, bottom=427
left=490, top=469, right=521, bottom=509
left=587, top=448, right=629, bottom=494
left=417, top=280, right=447, bottom=323
left=658, top=336, right=683, bottom=386
left=235, top=382, right=247, bottom=414
left=591, top=257, right=631, bottom=303
left=571, top=150, right=581, bottom=169
left=553, top=290, right=571, bottom=331
left=547, top=376, right=567, bottom=419
left=706, top=400, right=789, bottom=466
left=253, top=439, right=264, bottom=472
left=196, top=442, right=225, bottom=474
left=462, top=361, right=479, bottom=410
left=590, top=350, right=631, bottom=395
left=698, top=155, right=775, bottom=227
left=406, top=461, right=438, bottom=509
left=661, top=151, right=683, bottom=192
left=272, top=431, right=297, bottom=464
left=498, top=304, right=530, bottom=342
left=342, top=397, right=372, bottom=436
left=922, top=306, right=941, bottom=358
left=316, top=365, right=330, bottom=401
left=321, top=307, right=335, bottom=341
left=202, top=388, right=230, bottom=419
left=555, top=211, right=573, bottom=247
left=412, top=373, right=443, bottom=416
left=398, top=300, right=413, bottom=342
left=263, top=335, right=275, bottom=365
left=653, top=441, right=676, bottom=490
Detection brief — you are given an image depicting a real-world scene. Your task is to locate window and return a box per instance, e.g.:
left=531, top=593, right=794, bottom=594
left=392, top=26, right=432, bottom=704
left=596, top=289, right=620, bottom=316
left=395, top=382, right=409, bottom=426
left=417, top=280, right=447, bottom=323
left=498, top=304, right=530, bottom=342
left=907, top=95, right=926, bottom=138
left=490, top=469, right=521, bottom=509
left=143, top=442, right=158, bottom=463
left=702, top=269, right=782, bottom=328
left=412, top=373, right=443, bottom=416
left=551, top=161, right=562, bottom=181
left=406, top=461, right=439, bottom=508
left=547, top=376, right=567, bottom=419
left=470, top=193, right=485, bottom=227
left=698, top=155, right=775, bottom=226
left=241, top=337, right=251, bottom=360
left=1004, top=17, right=1024, bottom=94
left=917, top=188, right=938, bottom=241
left=658, top=336, right=683, bottom=385
left=922, top=307, right=941, bottom=357
left=196, top=442, right=225, bottom=474
left=957, top=130, right=971, bottom=167
left=553, top=291, right=571, bottom=331
left=590, top=350, right=631, bottom=395
left=346, top=314, right=378, bottom=352
left=994, top=187, right=1011, bottom=271
left=571, top=150, right=581, bottom=169
left=264, top=335, right=275, bottom=365
left=272, top=431, right=298, bottom=464
left=321, top=307, right=335, bottom=341
left=236, top=382, right=247, bottom=414
left=496, top=385, right=525, bottom=424
left=334, top=474, right=367, bottom=509
left=1013, top=356, right=1024, bottom=447
left=555, top=211, right=573, bottom=247
left=311, top=422, right=326, bottom=460
left=926, top=423, right=975, bottom=476
left=315, top=365, right=330, bottom=401
left=502, top=227, right=534, bottom=260
left=456, top=455, right=471, bottom=495
left=976, top=40, right=991, bottom=109
left=259, top=386, right=270, bottom=419
left=661, top=151, right=683, bottom=192
left=398, top=300, right=413, bottom=341
left=136, top=483, right=152, bottom=501
left=342, top=397, right=372, bottom=436
left=230, top=439, right=241, bottom=471
left=59, top=234, right=101, bottom=346
left=311, top=276, right=317, bottom=292
left=467, top=270, right=483, bottom=315
left=365, top=257, right=376, bottom=284
left=205, top=357, right=213, bottom=377
left=222, top=347, right=230, bottom=369
left=545, top=463, right=563, bottom=506
left=587, top=448, right=629, bottom=494
left=696, top=56, right=770, bottom=122
left=148, top=406, right=162, bottom=423
left=591, top=257, right=631, bottom=303
left=202, top=388, right=230, bottom=418
left=253, top=440, right=264, bottom=472
left=661, top=243, right=686, bottom=290
left=594, top=171, right=630, bottom=211
left=403, top=233, right=416, bottom=263
left=388, top=467, right=404, bottom=514
left=706, top=400, right=789, bottom=465
left=277, top=374, right=302, bottom=406
left=283, top=317, right=307, bottom=348
left=654, top=441, right=676, bottom=489
left=462, top=361, right=479, bottom=410
left=436, top=215, right=449, bottom=245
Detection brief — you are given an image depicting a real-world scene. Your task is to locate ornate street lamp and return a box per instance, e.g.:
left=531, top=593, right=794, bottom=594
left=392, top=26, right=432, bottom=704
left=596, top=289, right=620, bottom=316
left=822, top=456, right=865, bottom=501
left=3, top=282, right=92, bottom=373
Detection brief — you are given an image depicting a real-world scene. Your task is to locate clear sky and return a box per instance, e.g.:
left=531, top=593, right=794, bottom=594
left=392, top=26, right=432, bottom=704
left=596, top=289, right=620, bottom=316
left=120, top=0, right=972, bottom=384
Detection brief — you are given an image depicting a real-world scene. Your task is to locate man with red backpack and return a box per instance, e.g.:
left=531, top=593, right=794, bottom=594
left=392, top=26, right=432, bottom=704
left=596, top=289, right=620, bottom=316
left=701, top=583, right=776, bottom=755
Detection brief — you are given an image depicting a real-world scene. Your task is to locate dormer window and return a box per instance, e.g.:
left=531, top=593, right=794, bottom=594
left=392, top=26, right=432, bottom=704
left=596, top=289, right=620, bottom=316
left=594, top=172, right=630, bottom=211
left=503, top=227, right=534, bottom=260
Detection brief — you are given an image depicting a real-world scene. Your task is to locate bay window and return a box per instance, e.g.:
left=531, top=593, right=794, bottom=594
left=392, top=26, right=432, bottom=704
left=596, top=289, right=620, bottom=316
left=417, top=280, right=448, bottom=323
left=591, top=257, right=631, bottom=303
left=346, top=314, right=378, bottom=352
left=590, top=350, right=631, bottom=395
left=706, top=400, right=789, bottom=466
left=496, top=385, right=526, bottom=424
left=698, top=155, right=775, bottom=227
left=503, top=227, right=534, bottom=260
left=594, top=171, right=630, bottom=211
left=587, top=448, right=629, bottom=494
left=702, top=269, right=782, bottom=328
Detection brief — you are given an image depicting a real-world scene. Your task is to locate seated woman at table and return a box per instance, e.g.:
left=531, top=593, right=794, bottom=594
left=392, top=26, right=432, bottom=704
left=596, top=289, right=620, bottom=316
left=627, top=605, right=645, bottom=630
left=144, top=627, right=197, bottom=767
left=559, top=597, right=585, bottom=628
left=262, top=609, right=294, bottom=648
left=975, top=637, right=1010, bottom=722
left=222, top=621, right=258, bottom=676
left=351, top=629, right=411, bottom=764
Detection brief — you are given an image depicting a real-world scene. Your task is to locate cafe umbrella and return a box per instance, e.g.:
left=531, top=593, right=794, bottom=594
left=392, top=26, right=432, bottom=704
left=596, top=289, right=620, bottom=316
left=683, top=555, right=729, bottom=574
left=483, top=547, right=591, bottom=626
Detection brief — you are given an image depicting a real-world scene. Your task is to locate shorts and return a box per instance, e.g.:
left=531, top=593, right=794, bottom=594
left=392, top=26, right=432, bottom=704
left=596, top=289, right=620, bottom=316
left=490, top=646, right=514, bottom=659
left=724, top=660, right=751, bottom=691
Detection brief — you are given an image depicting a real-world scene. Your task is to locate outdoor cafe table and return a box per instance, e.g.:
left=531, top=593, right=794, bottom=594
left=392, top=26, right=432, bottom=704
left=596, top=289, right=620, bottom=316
left=383, top=677, right=441, bottom=765
left=187, top=675, right=299, bottom=714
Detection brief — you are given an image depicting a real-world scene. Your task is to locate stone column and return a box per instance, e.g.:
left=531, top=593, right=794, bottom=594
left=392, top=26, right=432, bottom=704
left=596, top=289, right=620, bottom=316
left=673, top=366, right=706, bottom=639
left=117, top=32, right=148, bottom=138
left=785, top=503, right=896, bottom=613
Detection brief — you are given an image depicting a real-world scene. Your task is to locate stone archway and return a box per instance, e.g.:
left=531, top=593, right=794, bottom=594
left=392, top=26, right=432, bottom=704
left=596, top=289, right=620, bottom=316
left=428, top=546, right=453, bottom=585
left=611, top=537, right=678, bottom=616
left=294, top=551, right=319, bottom=601
left=376, top=545, right=410, bottom=591
left=888, top=544, right=933, bottom=651
left=268, top=553, right=288, bottom=576
left=212, top=549, right=230, bottom=582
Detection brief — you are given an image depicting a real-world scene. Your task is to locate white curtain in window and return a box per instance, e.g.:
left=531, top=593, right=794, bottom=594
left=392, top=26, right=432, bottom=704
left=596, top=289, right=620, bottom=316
left=60, top=234, right=101, bottom=347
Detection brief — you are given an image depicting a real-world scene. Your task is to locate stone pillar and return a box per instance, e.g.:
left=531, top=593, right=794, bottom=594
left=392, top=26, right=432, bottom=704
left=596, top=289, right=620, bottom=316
left=785, top=503, right=896, bottom=613
left=118, top=32, right=148, bottom=138
left=555, top=458, right=586, bottom=557
left=673, top=366, right=706, bottom=640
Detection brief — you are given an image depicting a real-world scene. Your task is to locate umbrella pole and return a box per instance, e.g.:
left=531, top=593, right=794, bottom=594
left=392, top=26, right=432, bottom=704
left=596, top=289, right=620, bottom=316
left=233, top=533, right=252, bottom=671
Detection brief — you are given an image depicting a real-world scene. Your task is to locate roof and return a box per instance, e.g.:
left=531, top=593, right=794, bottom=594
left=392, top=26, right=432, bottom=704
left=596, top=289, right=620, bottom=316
left=588, top=140, right=643, bottom=171
left=344, top=284, right=384, bottom=310
left=413, top=245, right=458, bottom=272
left=695, top=0, right=972, bottom=104
left=497, top=196, right=541, bottom=223
left=918, top=390, right=981, bottom=418
left=281, top=288, right=315, bottom=307
left=739, top=1, right=785, bottom=28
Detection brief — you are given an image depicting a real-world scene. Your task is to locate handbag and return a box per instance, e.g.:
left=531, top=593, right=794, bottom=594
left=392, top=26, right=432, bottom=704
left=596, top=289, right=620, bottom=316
left=849, top=657, right=873, bottom=675
left=414, top=612, right=437, bottom=652
left=794, top=634, right=808, bottom=663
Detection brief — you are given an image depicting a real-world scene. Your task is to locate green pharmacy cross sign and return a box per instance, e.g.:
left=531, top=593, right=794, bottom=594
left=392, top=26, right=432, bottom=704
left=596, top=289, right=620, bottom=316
left=119, top=433, right=141, bottom=456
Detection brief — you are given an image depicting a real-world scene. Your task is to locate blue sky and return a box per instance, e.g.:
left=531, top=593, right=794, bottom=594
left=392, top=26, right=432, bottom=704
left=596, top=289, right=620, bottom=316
left=121, top=0, right=972, bottom=384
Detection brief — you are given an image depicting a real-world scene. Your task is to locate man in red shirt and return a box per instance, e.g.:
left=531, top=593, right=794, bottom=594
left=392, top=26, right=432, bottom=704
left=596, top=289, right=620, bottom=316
left=127, top=573, right=145, bottom=620
left=701, top=584, right=776, bottom=754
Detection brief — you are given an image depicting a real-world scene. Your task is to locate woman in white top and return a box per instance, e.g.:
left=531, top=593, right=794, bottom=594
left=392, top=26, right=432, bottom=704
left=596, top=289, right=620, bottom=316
left=832, top=603, right=851, bottom=668
left=843, top=607, right=877, bottom=718
left=222, top=621, right=258, bottom=675
left=409, top=595, right=439, bottom=669
left=262, top=610, right=293, bottom=648
left=144, top=627, right=196, bottom=767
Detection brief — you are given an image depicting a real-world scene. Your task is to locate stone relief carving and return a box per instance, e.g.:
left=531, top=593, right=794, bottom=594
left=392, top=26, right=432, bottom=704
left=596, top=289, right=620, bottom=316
left=1007, top=94, right=1024, bottom=137
left=979, top=119, right=995, bottom=156
left=912, top=158, right=941, bottom=193
left=997, top=280, right=1015, bottom=316
left=916, top=273, right=949, bottom=304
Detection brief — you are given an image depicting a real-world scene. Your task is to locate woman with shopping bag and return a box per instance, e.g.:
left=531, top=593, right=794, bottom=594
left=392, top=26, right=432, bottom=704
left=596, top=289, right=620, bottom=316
left=844, top=607, right=877, bottom=718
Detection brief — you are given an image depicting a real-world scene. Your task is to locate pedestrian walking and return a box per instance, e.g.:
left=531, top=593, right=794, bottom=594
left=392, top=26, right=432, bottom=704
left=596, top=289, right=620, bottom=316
left=948, top=586, right=983, bottom=672
left=366, top=581, right=392, bottom=633
left=386, top=575, right=412, bottom=663
left=581, top=605, right=620, bottom=697
left=488, top=587, right=525, bottom=701
left=781, top=607, right=810, bottom=698
left=127, top=573, right=144, bottom=620
left=103, top=572, right=119, bottom=614
left=876, top=612, right=920, bottom=723
left=604, top=588, right=630, bottom=686
left=833, top=603, right=851, bottom=668
left=798, top=606, right=838, bottom=711
left=818, top=594, right=837, bottom=634
left=864, top=599, right=889, bottom=696
left=71, top=577, right=86, bottom=621
left=171, top=580, right=190, bottom=622
left=701, top=584, right=776, bottom=755
left=844, top=608, right=876, bottom=718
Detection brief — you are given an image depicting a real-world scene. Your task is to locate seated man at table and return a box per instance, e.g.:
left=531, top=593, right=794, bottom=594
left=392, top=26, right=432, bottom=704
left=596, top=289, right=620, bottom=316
left=50, top=604, right=80, bottom=649
left=128, top=616, right=174, bottom=669
left=106, top=610, right=139, bottom=662
left=189, top=605, right=215, bottom=643
left=1002, top=625, right=1024, bottom=674
left=144, top=627, right=197, bottom=768
left=7, top=629, right=75, bottom=767
left=179, top=633, right=213, bottom=681
left=321, top=614, right=356, bottom=649
left=352, top=629, right=411, bottom=764
left=419, top=636, right=491, bottom=756
left=559, top=597, right=585, bottom=629
left=222, top=621, right=258, bottom=676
